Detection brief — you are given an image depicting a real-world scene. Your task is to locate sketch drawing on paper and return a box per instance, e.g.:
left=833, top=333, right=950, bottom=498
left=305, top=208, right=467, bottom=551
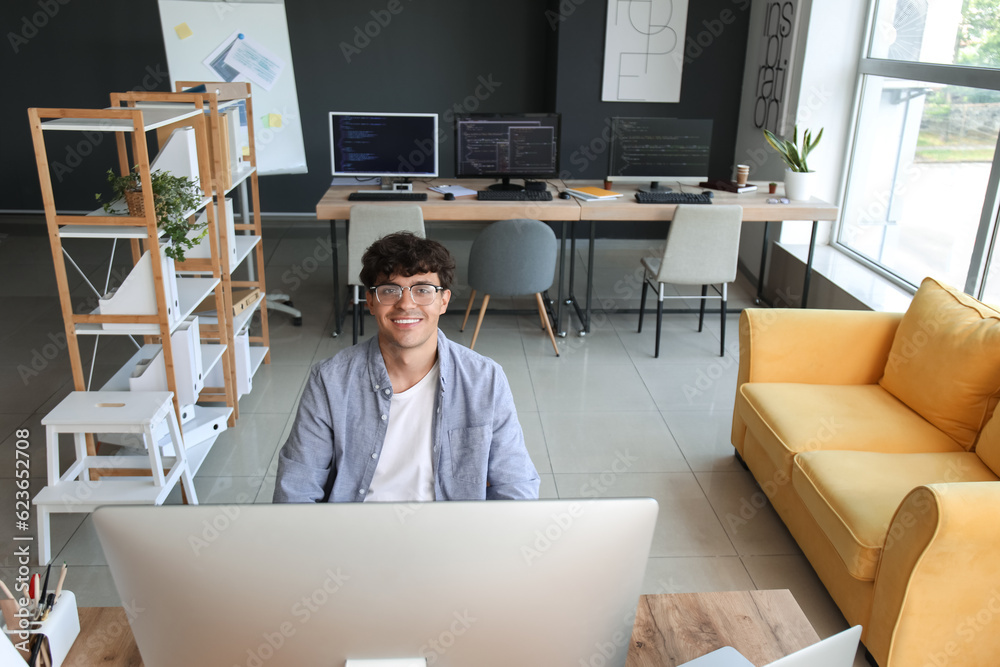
left=602, top=0, right=689, bottom=103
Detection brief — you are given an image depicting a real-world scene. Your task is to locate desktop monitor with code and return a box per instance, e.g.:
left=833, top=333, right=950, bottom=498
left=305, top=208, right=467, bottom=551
left=608, top=118, right=713, bottom=190
left=93, top=499, right=658, bottom=667
left=329, top=112, right=439, bottom=184
left=455, top=113, right=561, bottom=190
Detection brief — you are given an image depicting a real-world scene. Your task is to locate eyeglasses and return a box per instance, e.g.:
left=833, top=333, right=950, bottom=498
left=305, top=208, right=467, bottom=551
left=369, top=283, right=446, bottom=306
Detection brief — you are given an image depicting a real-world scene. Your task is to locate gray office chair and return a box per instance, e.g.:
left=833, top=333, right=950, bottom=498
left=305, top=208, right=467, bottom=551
left=637, top=205, right=743, bottom=358
left=347, top=205, right=426, bottom=344
left=461, top=218, right=560, bottom=356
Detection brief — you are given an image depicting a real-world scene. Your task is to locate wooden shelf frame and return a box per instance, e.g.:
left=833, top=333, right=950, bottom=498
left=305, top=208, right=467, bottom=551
left=28, top=102, right=236, bottom=455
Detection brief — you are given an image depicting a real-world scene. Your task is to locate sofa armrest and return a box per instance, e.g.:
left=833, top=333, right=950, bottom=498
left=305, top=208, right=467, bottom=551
left=868, top=483, right=1000, bottom=667
left=731, top=308, right=902, bottom=450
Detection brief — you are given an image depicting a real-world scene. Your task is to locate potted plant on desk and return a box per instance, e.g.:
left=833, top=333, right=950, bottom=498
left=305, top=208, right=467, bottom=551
left=96, top=167, right=207, bottom=262
left=763, top=125, right=823, bottom=201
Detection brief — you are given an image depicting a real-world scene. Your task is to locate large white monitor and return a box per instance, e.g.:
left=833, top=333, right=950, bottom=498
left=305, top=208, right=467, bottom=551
left=94, top=499, right=658, bottom=667
left=329, top=111, right=439, bottom=180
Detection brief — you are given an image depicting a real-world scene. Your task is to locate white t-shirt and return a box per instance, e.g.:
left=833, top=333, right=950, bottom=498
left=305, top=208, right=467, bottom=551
left=365, top=361, right=439, bottom=502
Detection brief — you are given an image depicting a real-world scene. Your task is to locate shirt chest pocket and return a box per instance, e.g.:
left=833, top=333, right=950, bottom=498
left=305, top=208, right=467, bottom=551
left=448, top=425, right=490, bottom=485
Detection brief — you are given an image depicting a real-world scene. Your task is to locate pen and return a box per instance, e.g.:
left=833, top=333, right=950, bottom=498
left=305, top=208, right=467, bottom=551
left=29, top=573, right=40, bottom=613
left=40, top=593, right=55, bottom=621
left=39, top=562, right=52, bottom=608
left=53, top=563, right=67, bottom=603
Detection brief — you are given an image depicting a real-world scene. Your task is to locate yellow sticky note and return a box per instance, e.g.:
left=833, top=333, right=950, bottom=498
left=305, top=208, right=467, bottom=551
left=260, top=113, right=282, bottom=129
left=174, top=22, right=193, bottom=40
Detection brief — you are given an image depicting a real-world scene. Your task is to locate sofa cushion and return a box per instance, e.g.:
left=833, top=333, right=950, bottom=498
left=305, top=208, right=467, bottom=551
left=738, top=383, right=963, bottom=476
left=792, top=451, right=997, bottom=581
left=973, top=408, right=1000, bottom=476
left=879, top=277, right=1000, bottom=451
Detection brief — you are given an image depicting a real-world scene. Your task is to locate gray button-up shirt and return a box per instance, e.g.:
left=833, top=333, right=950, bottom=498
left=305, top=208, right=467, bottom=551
left=273, top=330, right=540, bottom=502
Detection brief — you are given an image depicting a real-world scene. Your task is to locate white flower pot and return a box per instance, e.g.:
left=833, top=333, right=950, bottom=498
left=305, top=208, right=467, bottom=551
left=783, top=169, right=816, bottom=201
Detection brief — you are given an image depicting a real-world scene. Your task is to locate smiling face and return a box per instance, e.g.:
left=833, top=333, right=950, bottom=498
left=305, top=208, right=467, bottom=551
left=366, top=271, right=451, bottom=356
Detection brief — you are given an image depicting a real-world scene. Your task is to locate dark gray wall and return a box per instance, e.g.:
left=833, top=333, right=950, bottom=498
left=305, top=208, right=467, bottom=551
left=2, top=0, right=750, bottom=214
left=554, top=0, right=753, bottom=182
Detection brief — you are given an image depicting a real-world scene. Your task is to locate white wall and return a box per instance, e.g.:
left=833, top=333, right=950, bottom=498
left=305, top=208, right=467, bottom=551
left=732, top=0, right=869, bottom=282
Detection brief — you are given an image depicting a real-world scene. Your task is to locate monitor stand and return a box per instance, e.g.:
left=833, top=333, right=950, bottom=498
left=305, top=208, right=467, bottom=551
left=488, top=177, right=524, bottom=191
left=638, top=181, right=672, bottom=194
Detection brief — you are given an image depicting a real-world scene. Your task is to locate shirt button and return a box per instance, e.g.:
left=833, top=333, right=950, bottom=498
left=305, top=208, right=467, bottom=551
left=359, top=489, right=366, bottom=495
left=381, top=414, right=387, bottom=421
left=384, top=389, right=391, bottom=395
left=371, top=453, right=377, bottom=459
left=374, top=384, right=379, bottom=390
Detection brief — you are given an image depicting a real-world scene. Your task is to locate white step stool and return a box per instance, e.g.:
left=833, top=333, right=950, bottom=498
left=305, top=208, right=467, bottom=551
left=32, top=391, right=198, bottom=565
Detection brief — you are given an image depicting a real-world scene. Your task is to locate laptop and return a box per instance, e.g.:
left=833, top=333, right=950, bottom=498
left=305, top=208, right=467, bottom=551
left=678, top=624, right=862, bottom=667
left=94, top=499, right=658, bottom=667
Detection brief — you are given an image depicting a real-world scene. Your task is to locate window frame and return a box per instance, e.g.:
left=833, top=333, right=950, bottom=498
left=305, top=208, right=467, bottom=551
left=835, top=0, right=1000, bottom=298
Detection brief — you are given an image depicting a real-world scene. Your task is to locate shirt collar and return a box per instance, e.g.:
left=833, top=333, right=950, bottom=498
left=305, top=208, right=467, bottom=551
left=366, top=329, right=452, bottom=393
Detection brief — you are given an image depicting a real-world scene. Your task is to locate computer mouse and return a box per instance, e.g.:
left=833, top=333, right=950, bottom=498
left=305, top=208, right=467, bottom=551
left=443, top=192, right=455, bottom=201
left=702, top=190, right=714, bottom=197
left=558, top=191, right=570, bottom=199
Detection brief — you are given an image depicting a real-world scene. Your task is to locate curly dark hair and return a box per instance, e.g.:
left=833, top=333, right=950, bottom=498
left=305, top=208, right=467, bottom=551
left=359, top=232, right=456, bottom=290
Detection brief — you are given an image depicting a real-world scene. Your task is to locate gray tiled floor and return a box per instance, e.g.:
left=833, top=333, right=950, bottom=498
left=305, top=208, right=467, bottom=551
left=0, top=220, right=870, bottom=664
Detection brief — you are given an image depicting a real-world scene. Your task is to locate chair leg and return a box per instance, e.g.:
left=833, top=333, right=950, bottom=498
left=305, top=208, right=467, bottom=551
left=655, top=284, right=664, bottom=359
left=720, top=283, right=728, bottom=357
left=461, top=289, right=476, bottom=332
left=352, top=285, right=360, bottom=345
left=638, top=274, right=649, bottom=333
left=536, top=293, right=559, bottom=357
left=470, top=294, right=490, bottom=350
left=698, top=285, right=708, bottom=332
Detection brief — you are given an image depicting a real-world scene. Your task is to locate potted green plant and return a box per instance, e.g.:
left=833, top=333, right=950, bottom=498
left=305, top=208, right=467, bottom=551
left=762, top=125, right=823, bottom=200
left=96, top=167, right=207, bottom=262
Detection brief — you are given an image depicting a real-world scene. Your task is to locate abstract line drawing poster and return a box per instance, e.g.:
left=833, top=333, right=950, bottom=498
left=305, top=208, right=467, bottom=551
left=602, top=0, right=689, bottom=103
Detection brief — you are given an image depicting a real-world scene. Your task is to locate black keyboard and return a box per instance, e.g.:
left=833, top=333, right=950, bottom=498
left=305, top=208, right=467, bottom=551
left=348, top=192, right=428, bottom=201
left=635, top=191, right=713, bottom=205
left=476, top=190, right=553, bottom=201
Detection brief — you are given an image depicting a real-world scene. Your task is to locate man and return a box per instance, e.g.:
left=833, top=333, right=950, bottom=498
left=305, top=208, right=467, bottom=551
left=274, top=231, right=539, bottom=502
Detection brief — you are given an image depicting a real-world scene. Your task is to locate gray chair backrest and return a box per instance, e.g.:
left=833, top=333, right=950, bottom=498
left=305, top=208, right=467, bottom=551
left=656, top=205, right=743, bottom=285
left=468, top=219, right=557, bottom=296
left=347, top=205, right=426, bottom=285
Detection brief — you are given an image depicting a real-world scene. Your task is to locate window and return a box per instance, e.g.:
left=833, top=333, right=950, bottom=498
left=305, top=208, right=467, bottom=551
left=837, top=0, right=1000, bottom=298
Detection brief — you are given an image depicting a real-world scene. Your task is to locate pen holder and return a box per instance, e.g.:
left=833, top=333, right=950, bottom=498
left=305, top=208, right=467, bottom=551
left=0, top=592, right=80, bottom=667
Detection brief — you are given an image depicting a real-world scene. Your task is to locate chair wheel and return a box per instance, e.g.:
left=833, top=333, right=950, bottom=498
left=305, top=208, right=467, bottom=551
left=292, top=317, right=303, bottom=326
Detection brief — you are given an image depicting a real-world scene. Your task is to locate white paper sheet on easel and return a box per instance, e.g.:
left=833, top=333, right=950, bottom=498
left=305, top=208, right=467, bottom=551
left=158, top=0, right=308, bottom=175
left=223, top=34, right=284, bottom=91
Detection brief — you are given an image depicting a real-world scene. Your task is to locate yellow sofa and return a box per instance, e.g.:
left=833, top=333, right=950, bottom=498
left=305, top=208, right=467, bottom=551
left=731, top=278, right=1000, bottom=667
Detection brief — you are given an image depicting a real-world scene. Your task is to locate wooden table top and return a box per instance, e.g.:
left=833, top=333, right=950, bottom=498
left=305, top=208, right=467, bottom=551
left=566, top=180, right=840, bottom=223
left=315, top=178, right=838, bottom=225
left=627, top=590, right=820, bottom=666
left=68, top=589, right=818, bottom=666
left=315, top=178, right=581, bottom=222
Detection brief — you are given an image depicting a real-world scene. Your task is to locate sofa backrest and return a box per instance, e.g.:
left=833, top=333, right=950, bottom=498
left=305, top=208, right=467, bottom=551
left=879, top=277, right=1000, bottom=451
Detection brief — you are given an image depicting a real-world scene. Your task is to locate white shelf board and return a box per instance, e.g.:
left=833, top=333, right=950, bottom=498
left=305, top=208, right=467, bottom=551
left=233, top=235, right=262, bottom=269
left=76, top=277, right=218, bottom=336
left=59, top=224, right=155, bottom=240
left=249, top=346, right=268, bottom=379
left=101, top=342, right=227, bottom=392
left=175, top=277, right=221, bottom=326
left=40, top=106, right=202, bottom=133
left=224, top=166, right=257, bottom=195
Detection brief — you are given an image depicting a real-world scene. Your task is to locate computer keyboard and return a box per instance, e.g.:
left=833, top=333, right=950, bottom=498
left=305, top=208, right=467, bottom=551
left=634, top=191, right=713, bottom=205
left=476, top=190, right=553, bottom=201
left=348, top=192, right=428, bottom=201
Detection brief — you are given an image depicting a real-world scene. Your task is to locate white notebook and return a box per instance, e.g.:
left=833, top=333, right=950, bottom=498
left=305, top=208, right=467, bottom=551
left=678, top=625, right=862, bottom=667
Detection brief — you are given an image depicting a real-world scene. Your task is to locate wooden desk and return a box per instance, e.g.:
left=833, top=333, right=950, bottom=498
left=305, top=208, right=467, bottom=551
left=69, top=590, right=818, bottom=666
left=565, top=180, right=840, bottom=333
left=316, top=178, right=579, bottom=337
left=314, top=179, right=840, bottom=337
left=627, top=590, right=820, bottom=666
